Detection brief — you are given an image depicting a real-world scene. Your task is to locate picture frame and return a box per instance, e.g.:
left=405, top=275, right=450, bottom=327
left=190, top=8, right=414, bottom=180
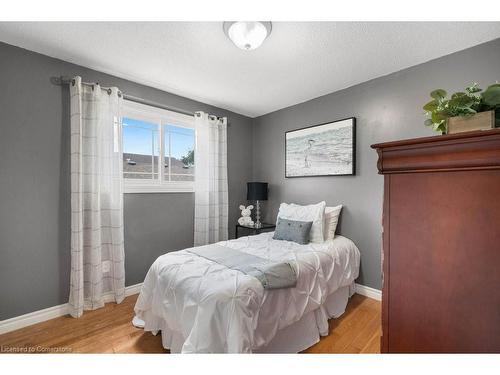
left=285, top=117, right=356, bottom=178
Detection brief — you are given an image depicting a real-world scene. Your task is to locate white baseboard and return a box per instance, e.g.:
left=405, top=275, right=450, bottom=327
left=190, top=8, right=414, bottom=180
left=123, top=283, right=143, bottom=296
left=355, top=283, right=382, bottom=301
left=0, top=303, right=70, bottom=336
left=0, top=283, right=143, bottom=335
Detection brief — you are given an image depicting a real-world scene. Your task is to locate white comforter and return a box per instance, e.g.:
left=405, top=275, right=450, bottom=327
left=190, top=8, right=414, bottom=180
left=134, top=232, right=360, bottom=353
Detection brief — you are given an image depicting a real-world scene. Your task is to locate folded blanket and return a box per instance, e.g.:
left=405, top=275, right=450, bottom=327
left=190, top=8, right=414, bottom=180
left=186, top=244, right=297, bottom=289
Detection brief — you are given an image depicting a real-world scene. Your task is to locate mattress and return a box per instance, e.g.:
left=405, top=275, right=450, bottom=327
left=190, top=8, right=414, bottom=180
left=134, top=232, right=360, bottom=353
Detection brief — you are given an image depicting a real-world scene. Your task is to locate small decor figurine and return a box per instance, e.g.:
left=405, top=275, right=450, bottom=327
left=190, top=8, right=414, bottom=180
left=238, top=205, right=254, bottom=227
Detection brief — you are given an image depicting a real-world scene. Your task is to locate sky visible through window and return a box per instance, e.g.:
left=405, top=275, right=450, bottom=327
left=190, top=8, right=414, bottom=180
left=122, top=117, right=194, bottom=159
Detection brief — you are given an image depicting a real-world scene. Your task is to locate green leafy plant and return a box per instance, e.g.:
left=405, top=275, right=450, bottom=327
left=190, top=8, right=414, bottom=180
left=181, top=149, right=194, bottom=167
left=423, top=83, right=500, bottom=133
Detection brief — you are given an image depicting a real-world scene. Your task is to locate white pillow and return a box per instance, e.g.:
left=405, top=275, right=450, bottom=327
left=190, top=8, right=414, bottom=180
left=277, top=201, right=326, bottom=243
left=324, top=205, right=342, bottom=240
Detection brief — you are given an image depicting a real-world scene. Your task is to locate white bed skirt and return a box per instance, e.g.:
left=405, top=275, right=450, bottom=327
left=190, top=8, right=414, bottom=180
left=138, top=283, right=355, bottom=353
left=255, top=283, right=354, bottom=353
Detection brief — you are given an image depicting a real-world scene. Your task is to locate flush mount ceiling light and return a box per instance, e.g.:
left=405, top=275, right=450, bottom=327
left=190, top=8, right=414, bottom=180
left=223, top=21, right=272, bottom=51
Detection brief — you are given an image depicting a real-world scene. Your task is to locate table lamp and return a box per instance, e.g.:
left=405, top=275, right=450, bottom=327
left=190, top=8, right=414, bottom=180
left=247, top=182, right=268, bottom=228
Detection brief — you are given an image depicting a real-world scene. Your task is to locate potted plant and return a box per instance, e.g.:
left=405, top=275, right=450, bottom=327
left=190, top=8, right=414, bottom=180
left=423, top=83, right=500, bottom=134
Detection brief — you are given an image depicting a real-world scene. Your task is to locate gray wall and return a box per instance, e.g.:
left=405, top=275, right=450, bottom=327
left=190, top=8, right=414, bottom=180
left=0, top=42, right=253, bottom=320
left=252, top=38, right=500, bottom=290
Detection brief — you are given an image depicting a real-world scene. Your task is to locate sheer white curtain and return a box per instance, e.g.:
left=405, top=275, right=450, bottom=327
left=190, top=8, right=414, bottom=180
left=194, top=112, right=229, bottom=246
left=69, top=76, right=125, bottom=318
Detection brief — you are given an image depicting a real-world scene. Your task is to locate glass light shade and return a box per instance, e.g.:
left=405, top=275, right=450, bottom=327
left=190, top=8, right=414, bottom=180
left=224, top=21, right=271, bottom=50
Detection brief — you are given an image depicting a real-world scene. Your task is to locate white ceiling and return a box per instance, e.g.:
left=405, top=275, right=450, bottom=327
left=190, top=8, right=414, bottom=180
left=1, top=22, right=499, bottom=117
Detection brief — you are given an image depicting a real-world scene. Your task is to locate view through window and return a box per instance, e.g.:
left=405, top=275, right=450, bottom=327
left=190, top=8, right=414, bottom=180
left=122, top=102, right=195, bottom=192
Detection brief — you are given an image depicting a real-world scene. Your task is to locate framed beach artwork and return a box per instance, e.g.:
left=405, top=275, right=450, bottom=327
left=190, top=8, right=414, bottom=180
left=285, top=117, right=356, bottom=177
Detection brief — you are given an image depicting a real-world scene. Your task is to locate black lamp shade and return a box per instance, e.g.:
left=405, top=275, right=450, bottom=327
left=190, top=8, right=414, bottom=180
left=247, top=182, right=268, bottom=201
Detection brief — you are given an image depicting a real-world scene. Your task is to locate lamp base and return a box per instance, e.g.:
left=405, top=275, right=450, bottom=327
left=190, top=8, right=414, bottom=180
left=254, top=200, right=262, bottom=228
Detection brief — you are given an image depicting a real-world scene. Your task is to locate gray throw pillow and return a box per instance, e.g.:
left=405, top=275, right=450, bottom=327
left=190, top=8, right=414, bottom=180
left=273, top=218, right=313, bottom=245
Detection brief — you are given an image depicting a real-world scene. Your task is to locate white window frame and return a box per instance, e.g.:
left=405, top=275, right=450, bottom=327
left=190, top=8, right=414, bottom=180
left=122, top=100, right=195, bottom=193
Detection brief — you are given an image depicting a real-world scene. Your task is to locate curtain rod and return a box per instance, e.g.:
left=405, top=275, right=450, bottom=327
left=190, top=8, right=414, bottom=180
left=51, top=76, right=227, bottom=122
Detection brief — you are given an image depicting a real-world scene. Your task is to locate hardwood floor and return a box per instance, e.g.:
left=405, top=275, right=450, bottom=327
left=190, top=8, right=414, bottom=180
left=304, top=293, right=381, bottom=353
left=0, top=293, right=380, bottom=354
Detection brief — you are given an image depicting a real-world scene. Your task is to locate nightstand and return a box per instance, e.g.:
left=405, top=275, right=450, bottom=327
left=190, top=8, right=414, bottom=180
left=235, top=223, right=276, bottom=239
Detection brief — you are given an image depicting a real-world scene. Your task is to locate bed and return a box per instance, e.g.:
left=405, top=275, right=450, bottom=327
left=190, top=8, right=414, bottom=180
left=134, top=230, right=360, bottom=353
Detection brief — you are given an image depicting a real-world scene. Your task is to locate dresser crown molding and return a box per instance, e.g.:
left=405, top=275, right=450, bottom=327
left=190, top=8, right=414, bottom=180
left=371, top=128, right=500, bottom=174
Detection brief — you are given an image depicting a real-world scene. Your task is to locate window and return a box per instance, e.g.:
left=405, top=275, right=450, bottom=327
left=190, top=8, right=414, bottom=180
left=122, top=101, right=195, bottom=193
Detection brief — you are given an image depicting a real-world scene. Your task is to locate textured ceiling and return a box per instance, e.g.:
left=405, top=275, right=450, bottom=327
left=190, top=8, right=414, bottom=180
left=0, top=22, right=499, bottom=117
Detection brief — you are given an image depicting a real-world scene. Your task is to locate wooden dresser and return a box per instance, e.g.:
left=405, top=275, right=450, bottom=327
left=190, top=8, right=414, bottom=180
left=372, top=129, right=500, bottom=353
